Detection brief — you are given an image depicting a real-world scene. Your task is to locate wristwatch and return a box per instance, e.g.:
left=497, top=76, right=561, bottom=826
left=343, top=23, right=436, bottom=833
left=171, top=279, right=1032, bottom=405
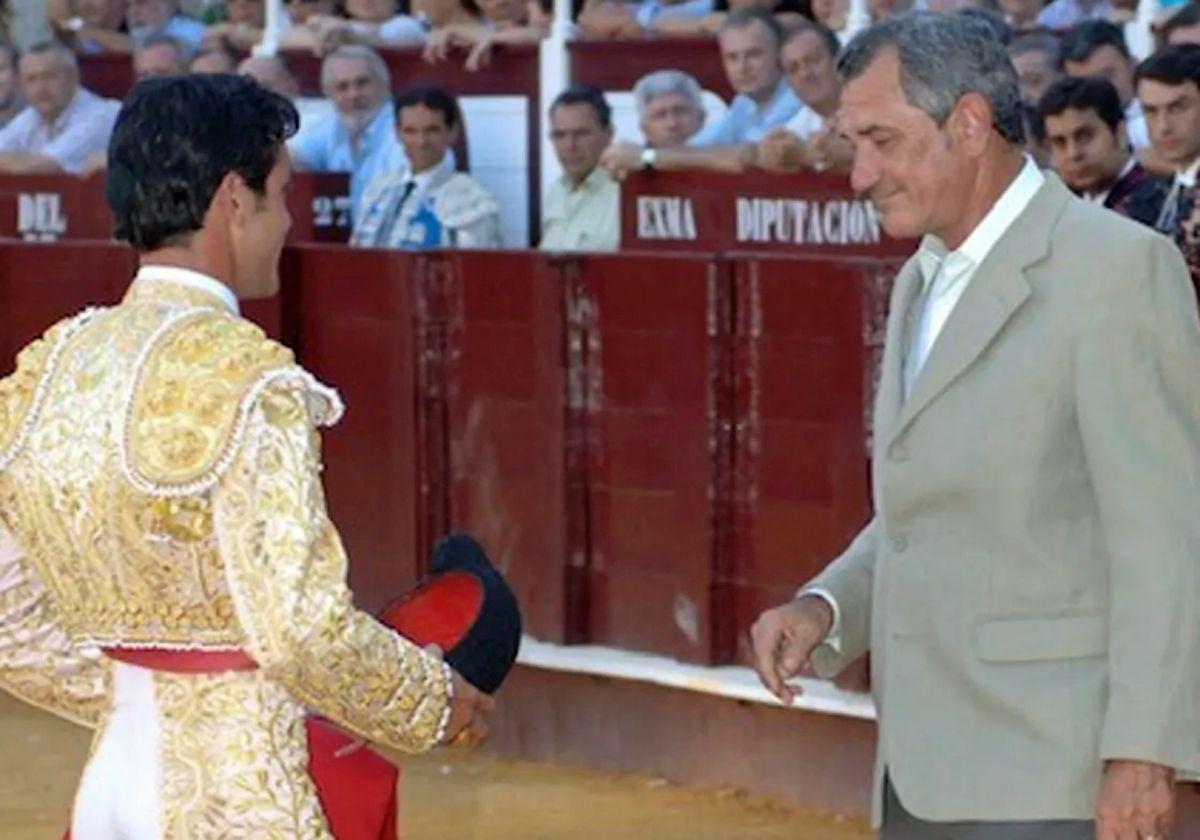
left=65, top=16, right=85, bottom=32
left=640, top=147, right=658, bottom=170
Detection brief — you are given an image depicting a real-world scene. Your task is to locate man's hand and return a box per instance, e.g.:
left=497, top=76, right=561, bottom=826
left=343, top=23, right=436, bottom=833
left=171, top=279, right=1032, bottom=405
left=749, top=595, right=833, bottom=705
left=441, top=668, right=495, bottom=748
left=757, top=128, right=806, bottom=173
left=600, top=141, right=644, bottom=181
left=1096, top=760, right=1175, bottom=840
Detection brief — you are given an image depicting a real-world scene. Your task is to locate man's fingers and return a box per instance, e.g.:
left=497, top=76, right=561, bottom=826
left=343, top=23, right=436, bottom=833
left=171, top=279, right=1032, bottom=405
left=777, top=635, right=809, bottom=678
left=750, top=616, right=788, bottom=701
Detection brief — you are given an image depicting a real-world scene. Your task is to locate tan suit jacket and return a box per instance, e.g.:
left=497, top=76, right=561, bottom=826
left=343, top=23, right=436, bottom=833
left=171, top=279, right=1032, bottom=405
left=808, top=173, right=1200, bottom=824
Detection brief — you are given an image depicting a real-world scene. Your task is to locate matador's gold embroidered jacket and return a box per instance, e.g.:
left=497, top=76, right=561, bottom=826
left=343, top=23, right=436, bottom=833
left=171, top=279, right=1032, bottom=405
left=0, top=277, right=452, bottom=837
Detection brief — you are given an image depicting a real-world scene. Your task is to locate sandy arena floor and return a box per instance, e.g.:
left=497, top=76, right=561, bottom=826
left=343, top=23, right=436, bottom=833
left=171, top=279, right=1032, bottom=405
left=0, top=692, right=871, bottom=839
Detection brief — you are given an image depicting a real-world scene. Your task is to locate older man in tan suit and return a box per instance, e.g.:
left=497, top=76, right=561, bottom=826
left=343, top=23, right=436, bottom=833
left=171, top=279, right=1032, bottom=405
left=751, top=12, right=1200, bottom=840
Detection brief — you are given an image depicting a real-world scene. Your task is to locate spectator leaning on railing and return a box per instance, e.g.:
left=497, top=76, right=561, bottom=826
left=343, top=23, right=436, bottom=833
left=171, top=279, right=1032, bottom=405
left=422, top=0, right=549, bottom=72
left=47, top=0, right=132, bottom=54
left=0, top=40, right=24, bottom=130
left=127, top=0, right=206, bottom=50
left=757, top=20, right=850, bottom=172
left=0, top=40, right=119, bottom=174
left=133, top=31, right=188, bottom=77
left=1008, top=30, right=1061, bottom=105
left=542, top=84, right=620, bottom=252
left=1059, top=19, right=1149, bottom=148
left=287, top=44, right=404, bottom=220
left=292, top=0, right=428, bottom=54
left=1040, top=75, right=1167, bottom=227
left=602, top=19, right=847, bottom=178
left=352, top=85, right=502, bottom=249
left=199, top=0, right=265, bottom=52
left=690, top=9, right=800, bottom=146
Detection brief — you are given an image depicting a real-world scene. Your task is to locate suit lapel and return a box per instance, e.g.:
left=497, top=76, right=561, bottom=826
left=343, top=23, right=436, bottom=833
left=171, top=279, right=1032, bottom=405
left=885, top=173, right=1072, bottom=447
left=874, top=257, right=923, bottom=448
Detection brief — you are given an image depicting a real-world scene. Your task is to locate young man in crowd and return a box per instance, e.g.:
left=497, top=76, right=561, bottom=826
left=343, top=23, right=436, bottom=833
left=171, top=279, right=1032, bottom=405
left=352, top=86, right=502, bottom=249
left=1060, top=20, right=1149, bottom=148
left=1040, top=75, right=1166, bottom=227
left=542, top=84, right=620, bottom=252
left=1137, top=43, right=1200, bottom=298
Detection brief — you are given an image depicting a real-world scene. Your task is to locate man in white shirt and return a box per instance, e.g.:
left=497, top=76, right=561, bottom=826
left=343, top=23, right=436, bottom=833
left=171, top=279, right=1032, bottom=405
left=541, top=84, right=620, bottom=252
left=751, top=12, right=1200, bottom=838
left=1059, top=19, right=1149, bottom=149
left=352, top=86, right=501, bottom=249
left=1137, top=43, right=1200, bottom=297
left=0, top=41, right=119, bottom=174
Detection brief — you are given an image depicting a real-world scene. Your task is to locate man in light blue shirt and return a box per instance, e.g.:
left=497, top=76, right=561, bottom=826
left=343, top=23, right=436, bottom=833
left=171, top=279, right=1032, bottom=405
left=288, top=45, right=404, bottom=222
left=689, top=8, right=802, bottom=147
left=1036, top=0, right=1114, bottom=31
left=127, top=0, right=206, bottom=51
left=0, top=42, right=119, bottom=174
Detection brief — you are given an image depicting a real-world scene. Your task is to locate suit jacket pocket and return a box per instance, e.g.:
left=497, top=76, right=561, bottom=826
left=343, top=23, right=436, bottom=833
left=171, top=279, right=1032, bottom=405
left=975, top=613, right=1107, bottom=663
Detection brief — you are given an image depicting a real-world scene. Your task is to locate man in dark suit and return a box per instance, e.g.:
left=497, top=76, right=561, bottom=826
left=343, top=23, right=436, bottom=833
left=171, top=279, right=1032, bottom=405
left=1138, top=44, right=1200, bottom=300
left=1040, top=75, right=1167, bottom=228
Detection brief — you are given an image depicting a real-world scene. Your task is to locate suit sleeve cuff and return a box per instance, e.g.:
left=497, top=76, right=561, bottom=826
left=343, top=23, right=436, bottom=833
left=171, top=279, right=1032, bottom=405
left=796, top=588, right=844, bottom=652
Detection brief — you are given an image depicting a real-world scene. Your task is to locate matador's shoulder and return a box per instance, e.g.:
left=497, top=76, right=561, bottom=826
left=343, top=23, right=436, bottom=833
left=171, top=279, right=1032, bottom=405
left=0, top=309, right=102, bottom=471
left=123, top=309, right=343, bottom=497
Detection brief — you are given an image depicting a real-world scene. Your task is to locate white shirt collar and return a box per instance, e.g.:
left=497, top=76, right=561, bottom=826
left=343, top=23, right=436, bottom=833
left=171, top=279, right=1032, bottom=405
left=917, top=156, right=1044, bottom=280
left=1177, top=156, right=1200, bottom=189
left=408, top=153, right=453, bottom=190
left=133, top=264, right=240, bottom=315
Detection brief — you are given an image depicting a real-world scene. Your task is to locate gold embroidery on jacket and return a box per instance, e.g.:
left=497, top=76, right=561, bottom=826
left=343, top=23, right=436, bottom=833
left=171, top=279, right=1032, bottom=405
left=154, top=669, right=332, bottom=839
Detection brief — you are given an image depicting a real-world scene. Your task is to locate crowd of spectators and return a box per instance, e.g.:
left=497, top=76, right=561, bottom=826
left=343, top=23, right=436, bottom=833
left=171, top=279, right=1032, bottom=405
left=1, top=0, right=1200, bottom=261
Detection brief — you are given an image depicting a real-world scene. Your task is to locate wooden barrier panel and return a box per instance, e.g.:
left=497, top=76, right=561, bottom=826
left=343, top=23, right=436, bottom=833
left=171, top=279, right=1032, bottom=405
left=564, top=251, right=731, bottom=663
left=282, top=245, right=425, bottom=609
left=620, top=169, right=914, bottom=258
left=0, top=173, right=351, bottom=244
left=570, top=38, right=734, bottom=101
left=723, top=254, right=901, bottom=664
left=434, top=251, right=571, bottom=643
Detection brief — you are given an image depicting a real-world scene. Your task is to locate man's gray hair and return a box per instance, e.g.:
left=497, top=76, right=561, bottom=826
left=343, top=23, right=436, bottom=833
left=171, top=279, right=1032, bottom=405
left=320, top=45, right=390, bottom=92
left=839, top=12, right=1024, bottom=144
left=632, top=70, right=703, bottom=121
